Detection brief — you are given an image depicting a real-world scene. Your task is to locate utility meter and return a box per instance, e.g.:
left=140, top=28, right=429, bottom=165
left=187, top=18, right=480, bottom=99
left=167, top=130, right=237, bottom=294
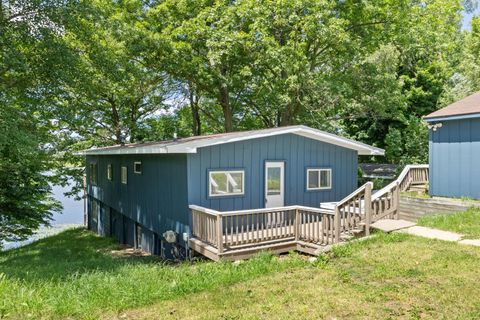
left=163, top=230, right=177, bottom=243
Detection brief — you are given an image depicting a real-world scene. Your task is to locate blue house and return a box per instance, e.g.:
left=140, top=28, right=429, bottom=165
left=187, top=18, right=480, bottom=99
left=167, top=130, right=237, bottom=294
left=425, top=92, right=480, bottom=200
left=84, top=125, right=383, bottom=258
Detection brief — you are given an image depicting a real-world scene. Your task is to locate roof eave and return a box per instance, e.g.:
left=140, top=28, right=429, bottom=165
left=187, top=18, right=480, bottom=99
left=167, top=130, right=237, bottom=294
left=424, top=112, right=480, bottom=122
left=81, top=125, right=384, bottom=156
left=84, top=146, right=198, bottom=155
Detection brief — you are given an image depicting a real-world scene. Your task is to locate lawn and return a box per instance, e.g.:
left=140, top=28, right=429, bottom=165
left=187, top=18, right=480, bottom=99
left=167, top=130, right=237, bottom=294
left=0, top=228, right=307, bottom=319
left=114, top=234, right=480, bottom=320
left=1, top=228, right=480, bottom=319
left=418, top=207, right=480, bottom=238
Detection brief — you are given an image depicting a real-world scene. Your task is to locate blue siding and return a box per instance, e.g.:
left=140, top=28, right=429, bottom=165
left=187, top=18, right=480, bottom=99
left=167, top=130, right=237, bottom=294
left=187, top=133, right=358, bottom=211
left=429, top=117, right=480, bottom=199
left=86, top=154, right=190, bottom=247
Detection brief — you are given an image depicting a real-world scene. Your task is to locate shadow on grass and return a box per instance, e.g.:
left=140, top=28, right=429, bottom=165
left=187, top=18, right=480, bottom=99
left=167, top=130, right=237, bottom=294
left=0, top=228, right=163, bottom=282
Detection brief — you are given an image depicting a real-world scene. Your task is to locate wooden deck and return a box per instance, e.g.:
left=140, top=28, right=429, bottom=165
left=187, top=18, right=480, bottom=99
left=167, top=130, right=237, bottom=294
left=189, top=165, right=429, bottom=261
left=189, top=202, right=367, bottom=261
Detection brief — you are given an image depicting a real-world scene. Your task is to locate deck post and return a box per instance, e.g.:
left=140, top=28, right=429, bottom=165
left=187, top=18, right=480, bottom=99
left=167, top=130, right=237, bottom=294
left=364, top=182, right=372, bottom=236
left=295, top=209, right=300, bottom=241
left=216, top=214, right=223, bottom=254
left=334, top=206, right=340, bottom=243
left=394, top=181, right=400, bottom=220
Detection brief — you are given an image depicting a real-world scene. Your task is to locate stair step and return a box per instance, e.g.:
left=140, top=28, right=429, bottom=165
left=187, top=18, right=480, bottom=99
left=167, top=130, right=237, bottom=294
left=351, top=228, right=364, bottom=234
left=340, top=234, right=354, bottom=240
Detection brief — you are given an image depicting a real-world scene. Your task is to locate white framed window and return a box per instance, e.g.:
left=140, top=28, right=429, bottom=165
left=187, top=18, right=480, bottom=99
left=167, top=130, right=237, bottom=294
left=107, top=164, right=112, bottom=181
left=209, top=170, right=245, bottom=197
left=91, top=199, right=98, bottom=224
left=134, top=161, right=142, bottom=174
left=121, top=166, right=128, bottom=184
left=306, top=168, right=332, bottom=190
left=90, top=163, right=98, bottom=185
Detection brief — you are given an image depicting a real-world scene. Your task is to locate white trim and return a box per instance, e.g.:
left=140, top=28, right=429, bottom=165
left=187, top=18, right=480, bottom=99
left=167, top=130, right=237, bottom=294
left=121, top=166, right=128, bottom=184
left=208, top=170, right=245, bottom=197
left=134, top=161, right=142, bottom=174
left=83, top=125, right=384, bottom=156
left=306, top=168, right=332, bottom=190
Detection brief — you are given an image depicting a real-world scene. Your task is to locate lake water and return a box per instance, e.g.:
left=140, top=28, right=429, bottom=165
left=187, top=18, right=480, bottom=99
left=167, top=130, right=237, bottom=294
left=2, top=182, right=84, bottom=250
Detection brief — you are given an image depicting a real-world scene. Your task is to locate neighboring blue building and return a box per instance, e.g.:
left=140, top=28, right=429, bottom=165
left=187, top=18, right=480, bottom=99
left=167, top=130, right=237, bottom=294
left=84, top=125, right=383, bottom=257
left=425, top=92, right=480, bottom=200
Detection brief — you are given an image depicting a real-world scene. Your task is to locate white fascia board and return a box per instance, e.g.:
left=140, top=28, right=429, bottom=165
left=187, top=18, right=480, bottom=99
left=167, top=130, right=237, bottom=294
left=84, top=145, right=197, bottom=155
left=292, top=127, right=384, bottom=155
left=83, top=125, right=384, bottom=156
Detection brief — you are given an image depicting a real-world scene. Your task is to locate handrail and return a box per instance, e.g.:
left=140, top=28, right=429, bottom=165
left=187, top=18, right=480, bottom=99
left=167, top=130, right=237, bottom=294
left=189, top=204, right=334, bottom=216
left=336, top=182, right=373, bottom=206
left=372, top=164, right=428, bottom=200
left=189, top=205, right=221, bottom=216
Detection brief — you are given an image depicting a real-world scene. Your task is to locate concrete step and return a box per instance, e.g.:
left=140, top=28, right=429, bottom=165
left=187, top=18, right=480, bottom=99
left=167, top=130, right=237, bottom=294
left=370, top=219, right=416, bottom=232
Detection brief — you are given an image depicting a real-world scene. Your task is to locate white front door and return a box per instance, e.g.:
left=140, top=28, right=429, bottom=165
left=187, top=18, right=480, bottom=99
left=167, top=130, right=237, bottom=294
left=265, top=161, right=285, bottom=208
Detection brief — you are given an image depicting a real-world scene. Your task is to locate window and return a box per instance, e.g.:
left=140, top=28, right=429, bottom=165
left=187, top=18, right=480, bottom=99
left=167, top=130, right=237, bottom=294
left=306, top=168, right=332, bottom=190
left=107, top=164, right=112, bottom=181
left=135, top=223, right=142, bottom=249
left=209, top=170, right=244, bottom=197
left=121, top=166, right=128, bottom=184
left=90, top=163, right=97, bottom=185
left=134, top=161, right=142, bottom=174
left=91, top=199, right=98, bottom=225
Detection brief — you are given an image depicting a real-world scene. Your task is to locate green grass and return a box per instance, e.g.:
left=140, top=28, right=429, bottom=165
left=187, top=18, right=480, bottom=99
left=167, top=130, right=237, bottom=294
left=417, top=207, right=480, bottom=238
left=116, top=233, right=480, bottom=320
left=0, top=228, right=307, bottom=319
left=2, top=228, right=480, bottom=319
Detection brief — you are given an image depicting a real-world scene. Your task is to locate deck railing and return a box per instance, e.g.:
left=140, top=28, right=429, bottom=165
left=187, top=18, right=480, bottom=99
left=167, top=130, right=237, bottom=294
left=371, top=181, right=400, bottom=222
left=397, top=164, right=429, bottom=192
left=190, top=205, right=337, bottom=253
left=190, top=164, right=429, bottom=258
left=334, top=182, right=373, bottom=236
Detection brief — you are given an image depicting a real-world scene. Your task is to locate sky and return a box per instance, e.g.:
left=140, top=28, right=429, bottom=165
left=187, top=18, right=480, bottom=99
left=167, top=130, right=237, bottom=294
left=462, top=6, right=480, bottom=30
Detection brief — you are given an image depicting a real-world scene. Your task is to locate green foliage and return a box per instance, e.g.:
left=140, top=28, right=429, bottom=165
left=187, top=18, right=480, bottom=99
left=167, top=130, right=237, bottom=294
left=0, top=106, right=62, bottom=244
left=0, top=0, right=65, bottom=243
left=385, top=116, right=429, bottom=164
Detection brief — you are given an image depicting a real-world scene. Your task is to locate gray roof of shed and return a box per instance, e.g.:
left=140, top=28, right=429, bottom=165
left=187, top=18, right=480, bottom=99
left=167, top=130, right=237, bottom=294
left=425, top=91, right=480, bottom=120
left=83, top=125, right=384, bottom=156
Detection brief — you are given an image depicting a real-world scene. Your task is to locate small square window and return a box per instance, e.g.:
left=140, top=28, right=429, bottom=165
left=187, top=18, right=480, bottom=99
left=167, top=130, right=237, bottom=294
left=306, top=168, right=331, bottom=190
left=134, top=161, right=142, bottom=174
left=121, top=166, right=128, bottom=184
left=107, top=164, right=112, bottom=181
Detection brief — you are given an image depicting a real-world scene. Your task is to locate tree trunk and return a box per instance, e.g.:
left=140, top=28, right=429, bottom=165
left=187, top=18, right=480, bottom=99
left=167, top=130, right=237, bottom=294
left=218, top=62, right=233, bottom=132
left=219, top=84, right=233, bottom=132
left=109, top=96, right=122, bottom=144
left=188, top=81, right=201, bottom=136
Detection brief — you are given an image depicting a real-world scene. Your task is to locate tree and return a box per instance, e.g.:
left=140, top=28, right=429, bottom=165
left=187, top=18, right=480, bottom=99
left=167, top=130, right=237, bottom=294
left=339, top=0, right=464, bottom=163
left=0, top=0, right=64, bottom=245
left=54, top=0, right=172, bottom=146
left=0, top=106, right=61, bottom=244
